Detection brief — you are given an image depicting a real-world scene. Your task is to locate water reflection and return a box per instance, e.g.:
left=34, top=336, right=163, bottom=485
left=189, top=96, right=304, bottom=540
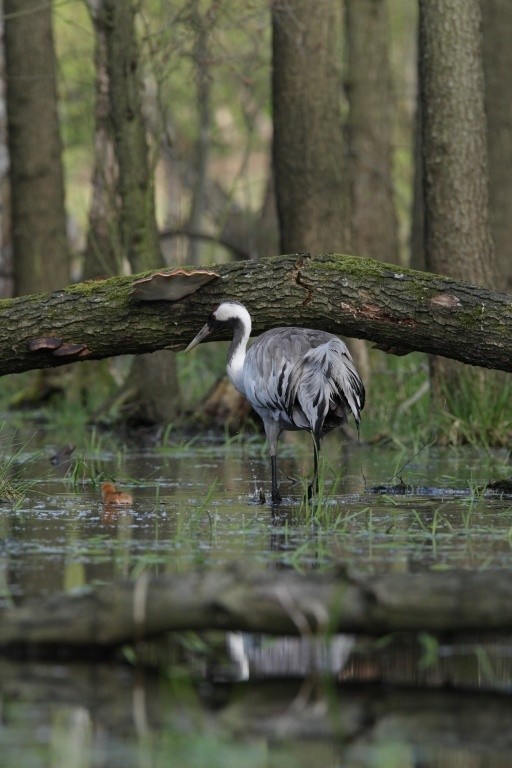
left=1, top=436, right=512, bottom=601
left=1, top=656, right=512, bottom=768
left=1, top=430, right=512, bottom=763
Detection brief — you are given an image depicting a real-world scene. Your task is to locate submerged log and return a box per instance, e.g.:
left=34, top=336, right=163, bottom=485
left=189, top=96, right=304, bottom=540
left=1, top=252, right=512, bottom=376
left=3, top=566, right=512, bottom=648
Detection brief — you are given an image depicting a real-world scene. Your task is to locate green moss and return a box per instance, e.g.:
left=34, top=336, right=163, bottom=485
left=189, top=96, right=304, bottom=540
left=63, top=275, right=133, bottom=297
left=306, top=252, right=446, bottom=287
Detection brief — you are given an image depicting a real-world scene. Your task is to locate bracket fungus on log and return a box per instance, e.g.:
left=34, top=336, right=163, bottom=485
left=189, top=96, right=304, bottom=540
left=131, top=268, right=219, bottom=301
left=27, top=337, right=91, bottom=359
left=52, top=342, right=90, bottom=358
left=28, top=337, right=63, bottom=352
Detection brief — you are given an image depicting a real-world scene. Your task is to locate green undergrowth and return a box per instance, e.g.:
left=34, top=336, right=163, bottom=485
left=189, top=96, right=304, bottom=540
left=0, top=423, right=41, bottom=506
left=362, top=350, right=512, bottom=449
left=0, top=346, right=509, bottom=451
left=433, top=368, right=512, bottom=448
left=362, top=351, right=430, bottom=445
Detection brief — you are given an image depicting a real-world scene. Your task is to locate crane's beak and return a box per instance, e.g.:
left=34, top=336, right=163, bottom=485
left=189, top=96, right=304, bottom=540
left=185, top=323, right=212, bottom=352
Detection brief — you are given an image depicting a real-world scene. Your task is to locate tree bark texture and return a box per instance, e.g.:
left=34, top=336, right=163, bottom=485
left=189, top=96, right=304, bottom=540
left=481, top=0, right=512, bottom=292
left=102, top=0, right=160, bottom=273
left=1, top=253, right=512, bottom=377
left=0, top=13, right=12, bottom=300
left=4, top=566, right=512, bottom=647
left=419, top=0, right=494, bottom=285
left=419, top=0, right=496, bottom=405
left=271, top=0, right=349, bottom=253
left=83, top=0, right=122, bottom=280
left=102, top=0, right=180, bottom=423
left=410, top=88, right=425, bottom=271
left=4, top=0, right=69, bottom=296
left=345, top=0, right=399, bottom=264
left=187, top=0, right=214, bottom=265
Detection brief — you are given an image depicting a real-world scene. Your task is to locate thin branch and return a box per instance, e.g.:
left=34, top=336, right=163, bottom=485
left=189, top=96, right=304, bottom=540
left=159, top=226, right=251, bottom=260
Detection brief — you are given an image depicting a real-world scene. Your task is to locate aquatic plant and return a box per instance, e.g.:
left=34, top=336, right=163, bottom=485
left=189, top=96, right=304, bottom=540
left=0, top=424, right=41, bottom=506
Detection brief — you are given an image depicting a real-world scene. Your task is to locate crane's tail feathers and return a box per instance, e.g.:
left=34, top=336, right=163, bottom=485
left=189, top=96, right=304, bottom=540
left=286, top=340, right=365, bottom=435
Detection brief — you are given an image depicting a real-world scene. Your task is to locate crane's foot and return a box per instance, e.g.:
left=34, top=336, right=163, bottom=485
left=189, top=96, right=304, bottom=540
left=271, top=490, right=282, bottom=505
left=307, top=477, right=319, bottom=500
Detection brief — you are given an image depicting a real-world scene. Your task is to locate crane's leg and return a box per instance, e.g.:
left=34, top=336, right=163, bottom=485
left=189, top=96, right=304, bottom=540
left=270, top=455, right=282, bottom=504
left=308, top=433, right=321, bottom=499
left=265, top=422, right=282, bottom=504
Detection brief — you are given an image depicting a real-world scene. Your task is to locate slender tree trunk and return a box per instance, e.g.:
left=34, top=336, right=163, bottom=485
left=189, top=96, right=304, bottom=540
left=410, top=89, right=425, bottom=271
left=253, top=169, right=279, bottom=259
left=345, top=0, right=399, bottom=265
left=481, top=0, right=512, bottom=292
left=83, top=0, right=121, bottom=280
left=187, top=1, right=214, bottom=265
left=103, top=0, right=160, bottom=272
left=4, top=0, right=69, bottom=296
left=420, top=0, right=494, bottom=285
left=419, top=0, right=496, bottom=421
left=271, top=0, right=349, bottom=253
left=0, top=13, right=12, bottom=298
left=103, top=0, right=180, bottom=424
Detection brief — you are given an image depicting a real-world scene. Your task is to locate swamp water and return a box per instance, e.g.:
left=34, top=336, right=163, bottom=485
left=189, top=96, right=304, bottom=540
left=2, top=425, right=512, bottom=767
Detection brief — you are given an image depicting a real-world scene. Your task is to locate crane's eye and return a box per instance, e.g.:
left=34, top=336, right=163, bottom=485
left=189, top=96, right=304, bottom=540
left=207, top=315, right=223, bottom=333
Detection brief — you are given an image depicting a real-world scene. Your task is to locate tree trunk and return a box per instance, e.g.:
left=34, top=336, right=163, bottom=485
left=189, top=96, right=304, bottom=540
left=419, top=0, right=494, bottom=285
left=83, top=0, right=121, bottom=280
left=103, top=0, right=180, bottom=424
left=345, top=0, right=399, bottom=265
left=410, top=88, right=425, bottom=271
left=271, top=0, right=349, bottom=253
left=187, top=0, right=214, bottom=265
left=271, top=0, right=369, bottom=378
left=419, top=0, right=496, bottom=413
left=3, top=567, right=512, bottom=647
left=481, top=0, right=512, bottom=292
left=3, top=253, right=512, bottom=378
left=102, top=0, right=160, bottom=271
left=0, top=14, right=12, bottom=299
left=4, top=0, right=69, bottom=296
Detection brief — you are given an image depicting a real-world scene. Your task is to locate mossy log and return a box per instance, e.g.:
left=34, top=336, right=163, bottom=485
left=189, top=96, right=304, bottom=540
left=3, top=566, right=512, bottom=648
left=1, top=252, right=512, bottom=377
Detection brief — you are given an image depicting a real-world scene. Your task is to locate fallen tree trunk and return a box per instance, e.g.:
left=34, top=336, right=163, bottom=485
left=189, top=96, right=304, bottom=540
left=1, top=252, right=512, bottom=377
left=3, top=566, right=512, bottom=648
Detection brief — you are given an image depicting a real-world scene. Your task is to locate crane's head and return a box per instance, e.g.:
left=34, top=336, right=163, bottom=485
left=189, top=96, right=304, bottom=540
left=185, top=301, right=251, bottom=352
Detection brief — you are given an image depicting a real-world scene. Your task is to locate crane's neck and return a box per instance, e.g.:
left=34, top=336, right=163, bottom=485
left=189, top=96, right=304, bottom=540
left=226, top=313, right=251, bottom=395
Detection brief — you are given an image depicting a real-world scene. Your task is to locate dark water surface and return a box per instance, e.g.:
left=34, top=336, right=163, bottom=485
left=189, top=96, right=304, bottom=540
left=2, top=425, right=512, bottom=766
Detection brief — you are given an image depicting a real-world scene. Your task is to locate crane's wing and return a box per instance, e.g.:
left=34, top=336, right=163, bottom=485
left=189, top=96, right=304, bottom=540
left=285, top=337, right=365, bottom=437
left=244, top=328, right=364, bottom=436
left=243, top=328, right=319, bottom=425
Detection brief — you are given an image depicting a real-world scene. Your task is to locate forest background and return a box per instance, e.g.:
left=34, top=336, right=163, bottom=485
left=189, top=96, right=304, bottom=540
left=0, top=0, right=511, bottom=447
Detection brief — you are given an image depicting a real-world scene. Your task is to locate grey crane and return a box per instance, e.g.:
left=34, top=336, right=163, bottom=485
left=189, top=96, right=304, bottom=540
left=186, top=301, right=365, bottom=504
